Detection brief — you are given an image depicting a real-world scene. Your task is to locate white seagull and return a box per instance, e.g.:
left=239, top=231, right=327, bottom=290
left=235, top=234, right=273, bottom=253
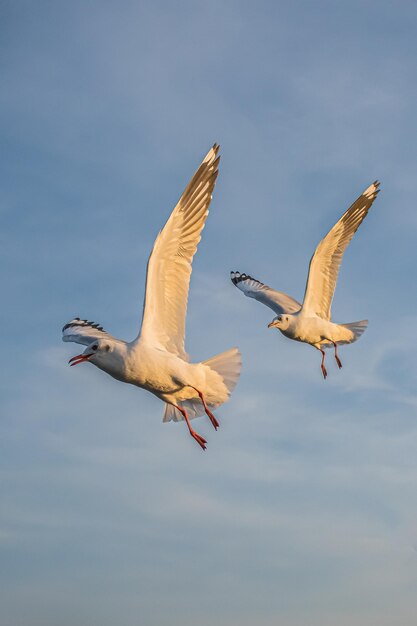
left=63, top=144, right=241, bottom=450
left=231, top=181, right=380, bottom=379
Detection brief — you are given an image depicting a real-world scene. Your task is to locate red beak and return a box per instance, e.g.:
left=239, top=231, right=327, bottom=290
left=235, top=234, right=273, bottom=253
left=68, top=354, right=91, bottom=366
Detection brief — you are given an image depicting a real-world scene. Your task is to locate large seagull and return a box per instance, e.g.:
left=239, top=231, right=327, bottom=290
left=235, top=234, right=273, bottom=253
left=231, top=181, right=380, bottom=379
left=63, top=145, right=241, bottom=449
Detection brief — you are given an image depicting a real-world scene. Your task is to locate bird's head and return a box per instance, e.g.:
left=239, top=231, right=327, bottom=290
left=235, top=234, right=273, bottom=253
left=268, top=314, right=291, bottom=331
left=68, top=340, right=112, bottom=367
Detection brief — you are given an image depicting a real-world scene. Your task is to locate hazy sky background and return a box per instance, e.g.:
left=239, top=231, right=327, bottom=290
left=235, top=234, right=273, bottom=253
left=2, top=1, right=417, bottom=625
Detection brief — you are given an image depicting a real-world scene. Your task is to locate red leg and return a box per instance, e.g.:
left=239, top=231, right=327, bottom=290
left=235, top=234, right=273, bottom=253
left=332, top=341, right=342, bottom=369
left=174, top=404, right=207, bottom=451
left=319, top=349, right=327, bottom=380
left=191, top=387, right=220, bottom=430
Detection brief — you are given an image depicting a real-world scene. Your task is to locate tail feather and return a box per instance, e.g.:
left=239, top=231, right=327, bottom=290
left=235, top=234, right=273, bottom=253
left=163, top=397, right=207, bottom=423
left=203, top=347, right=242, bottom=396
left=340, top=319, right=368, bottom=344
left=163, top=347, right=242, bottom=423
left=163, top=403, right=180, bottom=423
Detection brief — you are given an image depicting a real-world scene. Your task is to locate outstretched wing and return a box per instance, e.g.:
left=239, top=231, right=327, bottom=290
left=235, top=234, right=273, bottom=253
left=231, top=271, right=302, bottom=315
left=62, top=318, right=113, bottom=346
left=138, top=145, right=220, bottom=359
left=302, top=181, right=380, bottom=320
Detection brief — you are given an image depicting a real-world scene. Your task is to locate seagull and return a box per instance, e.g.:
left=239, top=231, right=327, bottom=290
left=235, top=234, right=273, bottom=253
left=231, top=181, right=380, bottom=379
left=63, top=145, right=241, bottom=450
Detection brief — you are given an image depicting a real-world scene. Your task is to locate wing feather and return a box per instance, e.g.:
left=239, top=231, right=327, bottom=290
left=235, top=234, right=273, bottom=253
left=231, top=271, right=301, bottom=315
left=138, top=145, right=220, bottom=358
left=302, top=181, right=380, bottom=320
left=62, top=318, right=113, bottom=346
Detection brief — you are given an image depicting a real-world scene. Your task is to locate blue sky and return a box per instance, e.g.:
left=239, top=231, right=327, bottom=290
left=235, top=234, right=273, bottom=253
left=1, top=1, right=417, bottom=624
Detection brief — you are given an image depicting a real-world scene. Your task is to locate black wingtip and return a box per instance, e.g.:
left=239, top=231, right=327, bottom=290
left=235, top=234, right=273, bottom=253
left=231, top=271, right=250, bottom=285
left=62, top=318, right=105, bottom=333
left=230, top=271, right=239, bottom=285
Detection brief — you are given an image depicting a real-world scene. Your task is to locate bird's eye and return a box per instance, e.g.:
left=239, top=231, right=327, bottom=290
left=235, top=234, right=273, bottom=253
left=92, top=345, right=98, bottom=351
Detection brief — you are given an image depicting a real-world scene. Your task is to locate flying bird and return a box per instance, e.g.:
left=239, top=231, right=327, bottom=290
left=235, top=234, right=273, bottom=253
left=231, top=181, right=380, bottom=379
left=63, top=145, right=241, bottom=449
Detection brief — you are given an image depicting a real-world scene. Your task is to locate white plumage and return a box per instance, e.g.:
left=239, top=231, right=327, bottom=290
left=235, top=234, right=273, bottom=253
left=63, top=145, right=241, bottom=450
left=231, top=181, right=380, bottom=378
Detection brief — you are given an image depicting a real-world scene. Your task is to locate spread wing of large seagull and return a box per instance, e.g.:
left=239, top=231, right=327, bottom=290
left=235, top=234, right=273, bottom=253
left=231, top=180, right=380, bottom=379
left=63, top=144, right=241, bottom=450
left=302, top=181, right=380, bottom=320
left=137, top=145, right=220, bottom=358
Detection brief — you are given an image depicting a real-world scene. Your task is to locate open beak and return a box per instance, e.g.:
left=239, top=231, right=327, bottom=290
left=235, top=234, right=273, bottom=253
left=268, top=321, right=277, bottom=329
left=68, top=354, right=91, bottom=366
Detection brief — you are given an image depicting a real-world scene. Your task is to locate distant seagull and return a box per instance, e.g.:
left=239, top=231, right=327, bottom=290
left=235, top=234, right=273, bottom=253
left=63, top=145, right=241, bottom=450
left=231, top=181, right=380, bottom=379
